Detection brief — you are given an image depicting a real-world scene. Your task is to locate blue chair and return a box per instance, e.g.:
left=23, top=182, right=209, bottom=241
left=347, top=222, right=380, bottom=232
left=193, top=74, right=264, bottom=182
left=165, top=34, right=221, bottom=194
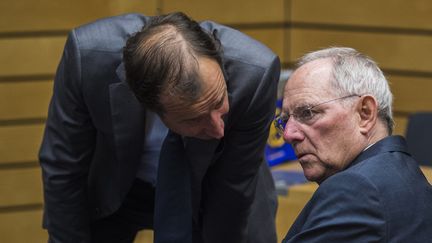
left=405, top=112, right=432, bottom=166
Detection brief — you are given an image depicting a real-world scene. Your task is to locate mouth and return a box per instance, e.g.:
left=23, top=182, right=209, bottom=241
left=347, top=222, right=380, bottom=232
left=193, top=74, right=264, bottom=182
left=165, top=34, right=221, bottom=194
left=296, top=152, right=316, bottom=165
left=295, top=151, right=307, bottom=160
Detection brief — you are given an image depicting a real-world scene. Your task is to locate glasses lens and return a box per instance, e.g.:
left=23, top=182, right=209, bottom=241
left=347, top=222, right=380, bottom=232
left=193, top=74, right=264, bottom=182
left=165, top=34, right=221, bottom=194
left=297, top=108, right=314, bottom=123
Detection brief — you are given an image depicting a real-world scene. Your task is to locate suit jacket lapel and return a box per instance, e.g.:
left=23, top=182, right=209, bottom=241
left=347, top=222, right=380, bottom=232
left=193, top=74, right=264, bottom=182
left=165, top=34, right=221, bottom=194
left=109, top=63, right=146, bottom=174
left=184, top=137, right=222, bottom=226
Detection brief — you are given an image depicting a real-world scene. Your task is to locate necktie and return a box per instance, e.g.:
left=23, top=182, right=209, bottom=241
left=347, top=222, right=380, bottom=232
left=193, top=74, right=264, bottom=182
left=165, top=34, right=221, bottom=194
left=154, top=131, right=193, bottom=243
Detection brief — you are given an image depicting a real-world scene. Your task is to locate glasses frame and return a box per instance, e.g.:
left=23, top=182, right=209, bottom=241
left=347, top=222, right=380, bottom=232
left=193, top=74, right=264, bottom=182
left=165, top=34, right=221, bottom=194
left=274, top=94, right=361, bottom=135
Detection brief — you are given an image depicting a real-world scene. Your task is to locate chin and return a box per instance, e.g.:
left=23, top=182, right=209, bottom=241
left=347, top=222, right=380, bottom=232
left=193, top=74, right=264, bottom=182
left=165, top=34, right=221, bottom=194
left=301, top=167, right=314, bottom=181
left=304, top=172, right=318, bottom=182
left=302, top=166, right=323, bottom=183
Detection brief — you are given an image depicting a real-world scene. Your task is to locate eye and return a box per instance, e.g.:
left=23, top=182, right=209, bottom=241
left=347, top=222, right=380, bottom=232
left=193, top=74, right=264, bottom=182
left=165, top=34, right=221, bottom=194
left=296, top=108, right=316, bottom=122
left=184, top=116, right=205, bottom=125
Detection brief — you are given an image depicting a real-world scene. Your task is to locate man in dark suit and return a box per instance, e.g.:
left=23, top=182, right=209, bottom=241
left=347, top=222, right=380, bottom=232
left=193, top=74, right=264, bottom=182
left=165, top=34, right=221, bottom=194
left=275, top=47, right=432, bottom=242
left=39, top=12, right=279, bottom=243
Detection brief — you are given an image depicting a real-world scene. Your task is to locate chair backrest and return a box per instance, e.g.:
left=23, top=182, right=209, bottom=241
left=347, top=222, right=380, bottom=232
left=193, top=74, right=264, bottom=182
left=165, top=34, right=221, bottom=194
left=405, top=112, right=432, bottom=166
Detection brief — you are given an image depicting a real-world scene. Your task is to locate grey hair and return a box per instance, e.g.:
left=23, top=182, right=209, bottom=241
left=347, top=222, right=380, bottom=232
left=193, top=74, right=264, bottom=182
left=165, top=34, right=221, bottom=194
left=297, top=47, right=394, bottom=134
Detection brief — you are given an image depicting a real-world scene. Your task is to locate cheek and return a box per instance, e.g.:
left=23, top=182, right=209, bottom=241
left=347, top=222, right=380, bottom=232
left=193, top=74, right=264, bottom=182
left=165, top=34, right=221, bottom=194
left=309, top=120, right=337, bottom=146
left=314, top=113, right=351, bottom=138
left=311, top=114, right=356, bottom=165
left=177, top=125, right=197, bottom=134
left=307, top=116, right=345, bottom=153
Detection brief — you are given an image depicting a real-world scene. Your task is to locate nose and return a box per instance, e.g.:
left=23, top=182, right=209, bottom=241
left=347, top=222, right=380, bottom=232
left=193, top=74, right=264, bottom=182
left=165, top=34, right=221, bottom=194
left=206, top=110, right=226, bottom=139
left=283, top=118, right=304, bottom=144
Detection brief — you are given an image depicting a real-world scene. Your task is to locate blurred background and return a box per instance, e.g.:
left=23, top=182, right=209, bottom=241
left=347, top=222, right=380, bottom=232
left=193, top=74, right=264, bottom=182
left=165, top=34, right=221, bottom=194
left=1, top=0, right=432, bottom=242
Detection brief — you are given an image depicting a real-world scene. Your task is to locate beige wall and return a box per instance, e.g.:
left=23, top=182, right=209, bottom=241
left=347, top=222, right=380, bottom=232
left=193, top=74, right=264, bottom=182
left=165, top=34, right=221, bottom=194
left=1, top=0, right=431, bottom=242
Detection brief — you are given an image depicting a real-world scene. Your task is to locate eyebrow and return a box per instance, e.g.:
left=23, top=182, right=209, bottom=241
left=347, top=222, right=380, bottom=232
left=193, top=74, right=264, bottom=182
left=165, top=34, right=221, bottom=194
left=284, top=103, right=311, bottom=114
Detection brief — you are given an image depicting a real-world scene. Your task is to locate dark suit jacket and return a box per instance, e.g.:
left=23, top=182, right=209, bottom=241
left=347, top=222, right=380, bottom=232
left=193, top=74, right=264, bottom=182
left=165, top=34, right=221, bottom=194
left=283, top=135, right=432, bottom=242
left=39, top=13, right=280, bottom=243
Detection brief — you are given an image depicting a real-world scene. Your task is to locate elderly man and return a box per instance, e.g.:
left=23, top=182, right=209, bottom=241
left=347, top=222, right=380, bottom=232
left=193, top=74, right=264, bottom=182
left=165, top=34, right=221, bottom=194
left=275, top=47, right=432, bottom=242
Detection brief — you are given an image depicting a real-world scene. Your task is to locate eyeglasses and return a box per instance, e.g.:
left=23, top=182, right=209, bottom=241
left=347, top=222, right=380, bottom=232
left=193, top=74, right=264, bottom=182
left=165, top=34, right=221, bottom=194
left=274, top=94, right=361, bottom=135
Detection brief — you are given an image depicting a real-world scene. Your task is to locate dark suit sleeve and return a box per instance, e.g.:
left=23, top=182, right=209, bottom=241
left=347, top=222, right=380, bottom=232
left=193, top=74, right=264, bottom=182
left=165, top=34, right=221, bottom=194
left=201, top=57, right=280, bottom=243
left=283, top=173, right=386, bottom=243
left=39, top=30, right=95, bottom=243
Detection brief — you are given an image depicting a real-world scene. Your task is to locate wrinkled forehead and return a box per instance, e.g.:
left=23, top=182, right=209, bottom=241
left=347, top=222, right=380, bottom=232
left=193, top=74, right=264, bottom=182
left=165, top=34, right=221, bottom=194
left=283, top=59, right=334, bottom=107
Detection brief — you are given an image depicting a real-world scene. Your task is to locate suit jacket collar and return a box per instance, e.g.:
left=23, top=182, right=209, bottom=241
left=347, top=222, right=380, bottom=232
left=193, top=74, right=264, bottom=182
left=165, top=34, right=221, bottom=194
left=347, top=135, right=410, bottom=169
left=116, top=62, right=126, bottom=83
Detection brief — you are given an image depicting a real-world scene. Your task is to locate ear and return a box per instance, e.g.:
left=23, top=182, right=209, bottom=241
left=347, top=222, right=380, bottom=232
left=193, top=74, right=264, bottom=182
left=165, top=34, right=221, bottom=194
left=357, top=95, right=378, bottom=135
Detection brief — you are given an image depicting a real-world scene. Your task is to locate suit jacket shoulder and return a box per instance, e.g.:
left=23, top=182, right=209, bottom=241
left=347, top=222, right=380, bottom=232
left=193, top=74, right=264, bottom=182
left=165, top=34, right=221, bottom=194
left=200, top=21, right=277, bottom=68
left=73, top=13, right=148, bottom=52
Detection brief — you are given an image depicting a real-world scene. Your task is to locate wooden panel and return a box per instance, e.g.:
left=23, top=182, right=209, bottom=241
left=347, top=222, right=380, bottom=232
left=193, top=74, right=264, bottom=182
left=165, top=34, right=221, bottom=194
left=273, top=162, right=317, bottom=241
left=241, top=28, right=285, bottom=63
left=291, top=0, right=432, bottom=30
left=290, top=29, right=432, bottom=73
left=0, top=0, right=157, bottom=32
left=0, top=81, right=52, bottom=120
left=389, top=75, right=432, bottom=112
left=0, top=167, right=42, bottom=206
left=394, top=116, right=408, bottom=136
left=0, top=124, right=45, bottom=164
left=0, top=37, right=66, bottom=76
left=161, top=0, right=285, bottom=23
left=422, top=166, right=432, bottom=184
left=0, top=209, right=152, bottom=243
left=276, top=196, right=305, bottom=241
left=0, top=209, right=47, bottom=243
left=0, top=210, right=153, bottom=243
left=276, top=185, right=318, bottom=241
left=389, top=74, right=432, bottom=136
left=134, top=230, right=153, bottom=243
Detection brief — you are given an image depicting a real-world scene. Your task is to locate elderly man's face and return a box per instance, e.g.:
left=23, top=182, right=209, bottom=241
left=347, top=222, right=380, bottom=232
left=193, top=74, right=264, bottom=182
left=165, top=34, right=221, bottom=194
left=160, top=58, right=229, bottom=140
left=281, top=58, right=363, bottom=183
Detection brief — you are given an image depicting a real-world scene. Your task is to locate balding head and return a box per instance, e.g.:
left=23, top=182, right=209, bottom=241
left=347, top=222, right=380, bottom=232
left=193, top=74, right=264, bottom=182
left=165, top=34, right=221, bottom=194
left=123, top=12, right=222, bottom=115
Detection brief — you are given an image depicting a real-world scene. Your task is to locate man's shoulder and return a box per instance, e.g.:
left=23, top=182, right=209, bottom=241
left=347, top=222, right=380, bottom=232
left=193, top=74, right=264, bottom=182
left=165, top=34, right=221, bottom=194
left=321, top=150, right=415, bottom=195
left=71, top=13, right=148, bottom=52
left=200, top=21, right=278, bottom=68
